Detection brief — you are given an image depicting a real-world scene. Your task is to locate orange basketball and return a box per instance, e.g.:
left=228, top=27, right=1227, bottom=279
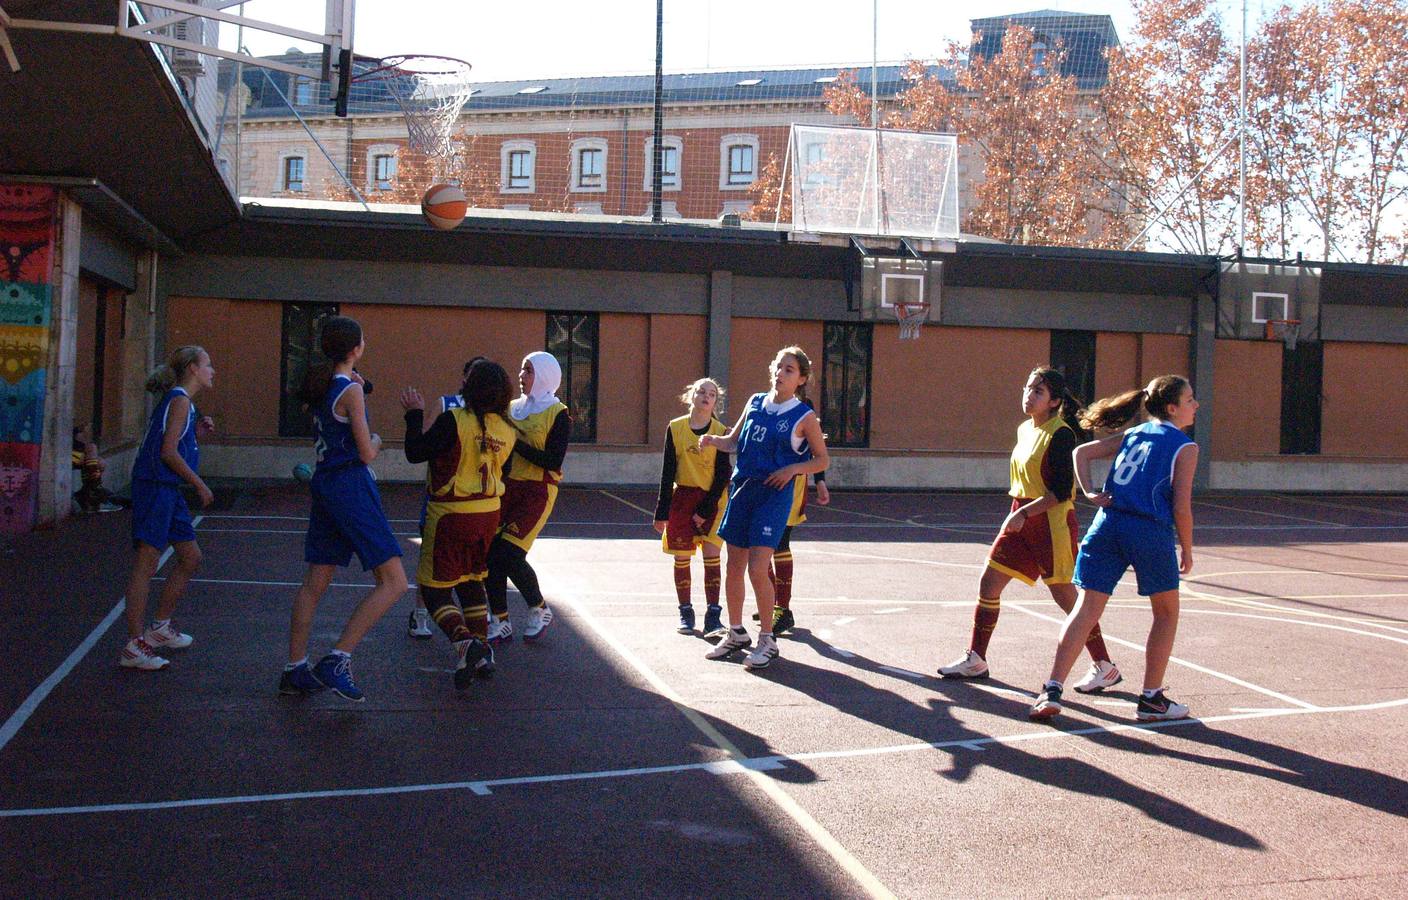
left=422, top=183, right=468, bottom=231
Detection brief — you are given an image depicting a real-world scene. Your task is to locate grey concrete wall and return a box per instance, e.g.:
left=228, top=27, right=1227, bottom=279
left=1321, top=304, right=1408, bottom=344
left=943, top=286, right=1194, bottom=334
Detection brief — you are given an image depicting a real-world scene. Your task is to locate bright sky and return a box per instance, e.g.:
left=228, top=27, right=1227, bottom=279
left=222, top=0, right=1278, bottom=83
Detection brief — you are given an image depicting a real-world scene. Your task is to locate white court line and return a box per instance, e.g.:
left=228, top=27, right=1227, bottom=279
left=538, top=570, right=899, bottom=900
left=878, top=665, right=926, bottom=680
left=834, top=617, right=857, bottom=626
left=6, top=603, right=1407, bottom=823
left=598, top=489, right=656, bottom=517
left=874, top=607, right=908, bottom=615
left=1005, top=604, right=1320, bottom=710
left=1194, top=498, right=1345, bottom=527
left=0, top=515, right=204, bottom=756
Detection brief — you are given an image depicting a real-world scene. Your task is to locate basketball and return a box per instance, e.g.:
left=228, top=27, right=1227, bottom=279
left=292, top=462, right=313, bottom=483
left=422, top=184, right=468, bottom=231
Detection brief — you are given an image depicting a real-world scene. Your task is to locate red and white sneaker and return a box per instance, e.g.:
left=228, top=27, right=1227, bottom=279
left=119, top=637, right=170, bottom=670
left=1072, top=659, right=1122, bottom=694
left=143, top=621, right=193, bottom=650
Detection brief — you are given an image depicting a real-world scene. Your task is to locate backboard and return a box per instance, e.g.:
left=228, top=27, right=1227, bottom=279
left=1218, top=261, right=1320, bottom=343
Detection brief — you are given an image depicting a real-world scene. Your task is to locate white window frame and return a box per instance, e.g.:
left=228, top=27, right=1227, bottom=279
left=719, top=133, right=759, bottom=190
left=500, top=140, right=537, bottom=194
left=642, top=136, right=683, bottom=192
left=371, top=154, right=397, bottom=192
left=574, top=201, right=604, bottom=215
left=364, top=144, right=400, bottom=192
left=1251, top=292, right=1290, bottom=323
left=278, top=152, right=306, bottom=193
left=720, top=199, right=753, bottom=217
left=571, top=138, right=609, bottom=193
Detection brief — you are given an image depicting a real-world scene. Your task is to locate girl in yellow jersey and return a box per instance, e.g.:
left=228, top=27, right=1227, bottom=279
left=401, top=360, right=516, bottom=690
left=486, top=351, right=571, bottom=643
left=653, top=378, right=731, bottom=637
left=937, top=366, right=1122, bottom=692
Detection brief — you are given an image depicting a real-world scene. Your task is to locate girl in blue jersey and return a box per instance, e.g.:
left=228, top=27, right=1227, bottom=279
left=700, top=346, right=829, bottom=671
left=1030, top=375, right=1199, bottom=722
left=279, top=316, right=408, bottom=701
left=120, top=346, right=216, bottom=671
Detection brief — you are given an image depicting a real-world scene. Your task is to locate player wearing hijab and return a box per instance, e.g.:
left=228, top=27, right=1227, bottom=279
left=485, top=351, right=571, bottom=643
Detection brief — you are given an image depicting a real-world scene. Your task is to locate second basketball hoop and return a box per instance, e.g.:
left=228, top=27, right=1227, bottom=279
left=354, top=54, right=474, bottom=159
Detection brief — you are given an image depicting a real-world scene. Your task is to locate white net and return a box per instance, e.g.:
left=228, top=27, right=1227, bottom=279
left=893, top=301, right=931, bottom=340
left=358, top=55, right=474, bottom=159
left=788, top=124, right=959, bottom=239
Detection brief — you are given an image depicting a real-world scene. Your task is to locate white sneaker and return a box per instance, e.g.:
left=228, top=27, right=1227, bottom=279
left=1072, top=659, right=1123, bottom=694
left=143, top=621, right=193, bottom=650
left=119, top=637, right=170, bottom=670
left=706, top=627, right=752, bottom=660
left=523, top=605, right=554, bottom=641
left=408, top=607, right=433, bottom=639
left=487, top=617, right=514, bottom=644
left=744, top=633, right=780, bottom=670
left=937, top=649, right=989, bottom=679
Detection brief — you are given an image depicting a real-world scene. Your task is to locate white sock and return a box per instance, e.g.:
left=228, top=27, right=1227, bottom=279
left=285, top=657, right=307, bottom=671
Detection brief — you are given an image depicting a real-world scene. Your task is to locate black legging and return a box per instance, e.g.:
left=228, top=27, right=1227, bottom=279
left=485, top=536, right=544, bottom=616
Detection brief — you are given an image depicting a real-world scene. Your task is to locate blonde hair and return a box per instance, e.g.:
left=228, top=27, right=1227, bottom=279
left=772, top=346, right=812, bottom=404
left=1081, top=375, right=1190, bottom=431
left=145, top=345, right=206, bottom=395
left=679, top=377, right=725, bottom=406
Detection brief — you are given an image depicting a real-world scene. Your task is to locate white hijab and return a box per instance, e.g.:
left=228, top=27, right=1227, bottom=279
left=510, top=351, right=562, bottom=420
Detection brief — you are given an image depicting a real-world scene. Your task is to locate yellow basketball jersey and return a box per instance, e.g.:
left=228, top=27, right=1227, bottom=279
left=668, top=414, right=727, bottom=489
left=425, top=409, right=517, bottom=512
left=1009, top=416, right=1074, bottom=508
left=507, top=402, right=568, bottom=484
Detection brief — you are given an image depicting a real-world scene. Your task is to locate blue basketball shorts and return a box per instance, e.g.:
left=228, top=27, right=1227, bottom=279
left=304, top=464, right=402, bottom=570
left=1073, top=507, right=1180, bottom=597
left=718, top=476, right=794, bottom=550
left=130, top=479, right=196, bottom=551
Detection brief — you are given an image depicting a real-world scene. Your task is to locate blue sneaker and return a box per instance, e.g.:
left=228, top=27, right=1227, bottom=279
left=278, top=661, right=325, bottom=696
left=677, top=605, right=696, bottom=634
left=702, top=604, right=724, bottom=638
left=312, top=653, right=365, bottom=702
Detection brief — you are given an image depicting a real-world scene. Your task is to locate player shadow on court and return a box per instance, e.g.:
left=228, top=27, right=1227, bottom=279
left=762, top=629, right=1263, bottom=848
left=1079, top=719, right=1408, bottom=821
left=1184, top=571, right=1408, bottom=625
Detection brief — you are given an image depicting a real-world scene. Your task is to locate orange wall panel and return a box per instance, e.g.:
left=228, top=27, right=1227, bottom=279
left=596, top=313, right=650, bottom=444
left=1210, top=339, right=1281, bottom=460
left=870, top=325, right=1047, bottom=451
left=646, top=315, right=709, bottom=441
left=165, top=296, right=282, bottom=440
left=1322, top=342, right=1408, bottom=458
left=727, top=318, right=823, bottom=416
left=1095, top=332, right=1138, bottom=400
left=1140, top=334, right=1190, bottom=386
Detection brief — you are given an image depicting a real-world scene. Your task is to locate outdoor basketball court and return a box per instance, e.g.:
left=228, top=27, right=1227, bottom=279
left=2, top=485, right=1405, bottom=897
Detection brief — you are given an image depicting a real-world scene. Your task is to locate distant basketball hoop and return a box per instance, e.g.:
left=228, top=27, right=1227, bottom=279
left=893, top=301, right=930, bottom=340
left=354, top=54, right=474, bottom=159
left=1265, top=318, right=1301, bottom=350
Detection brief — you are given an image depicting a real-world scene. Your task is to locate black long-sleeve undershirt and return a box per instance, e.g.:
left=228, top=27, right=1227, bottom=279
left=403, top=408, right=459, bottom=463
left=654, top=422, right=731, bottom=521
left=1047, top=426, right=1076, bottom=502
left=511, top=409, right=570, bottom=472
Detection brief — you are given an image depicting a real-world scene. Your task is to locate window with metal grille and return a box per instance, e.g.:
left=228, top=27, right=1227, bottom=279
left=822, top=322, right=872, bottom=447
left=546, top=312, right=598, bottom=442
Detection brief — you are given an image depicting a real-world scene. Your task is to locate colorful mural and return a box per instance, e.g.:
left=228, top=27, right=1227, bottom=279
left=0, top=184, right=56, bottom=532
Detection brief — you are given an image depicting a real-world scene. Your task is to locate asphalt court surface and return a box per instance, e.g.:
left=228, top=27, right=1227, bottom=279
left=2, top=484, right=1406, bottom=897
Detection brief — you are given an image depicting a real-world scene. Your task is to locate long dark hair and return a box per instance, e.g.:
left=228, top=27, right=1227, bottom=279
left=774, top=345, right=812, bottom=404
left=299, top=316, right=363, bottom=408
left=1081, top=375, right=1190, bottom=431
left=462, top=359, right=511, bottom=434
left=1029, top=366, right=1084, bottom=431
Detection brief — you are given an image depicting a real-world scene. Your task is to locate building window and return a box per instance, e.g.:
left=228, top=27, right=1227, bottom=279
left=546, top=312, right=598, bottom=442
left=803, top=143, right=828, bottom=186
left=501, top=140, right=536, bottom=193
left=293, top=78, right=315, bottom=105
left=569, top=138, right=608, bottom=193
left=372, top=154, right=396, bottom=191
left=822, top=323, right=872, bottom=448
left=1049, top=330, right=1097, bottom=410
left=279, top=302, right=339, bottom=438
left=282, top=156, right=305, bottom=192
left=719, top=133, right=759, bottom=190
left=643, top=137, right=682, bottom=191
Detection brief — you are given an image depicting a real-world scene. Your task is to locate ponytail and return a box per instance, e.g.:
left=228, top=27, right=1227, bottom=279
left=1029, top=366, right=1084, bottom=432
left=299, top=315, right=363, bottom=410
left=146, top=345, right=205, bottom=395
left=1081, top=375, right=1191, bottom=431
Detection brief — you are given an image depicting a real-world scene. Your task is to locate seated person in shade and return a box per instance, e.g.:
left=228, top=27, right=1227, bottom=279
left=72, top=425, right=121, bottom=512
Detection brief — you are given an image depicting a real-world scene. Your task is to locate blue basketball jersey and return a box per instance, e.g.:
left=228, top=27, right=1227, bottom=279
left=131, top=387, right=198, bottom=484
left=440, top=394, right=465, bottom=414
left=733, top=392, right=813, bottom=480
left=1105, top=421, right=1195, bottom=525
left=313, top=374, right=364, bottom=471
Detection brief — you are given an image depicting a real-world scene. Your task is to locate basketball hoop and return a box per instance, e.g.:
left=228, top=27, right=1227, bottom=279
left=1264, top=318, right=1301, bottom=350
left=354, top=55, right=474, bottom=158
left=893, top=301, right=930, bottom=340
